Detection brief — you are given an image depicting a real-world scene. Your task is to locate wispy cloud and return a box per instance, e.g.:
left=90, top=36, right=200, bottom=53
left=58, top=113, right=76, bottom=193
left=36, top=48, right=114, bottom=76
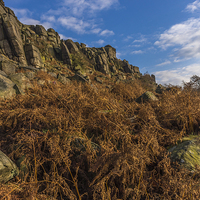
left=90, top=28, right=102, bottom=34
left=41, top=15, right=56, bottom=22
left=131, top=50, right=144, bottom=54
left=62, top=0, right=119, bottom=15
left=116, top=52, right=122, bottom=59
left=100, top=29, right=115, bottom=36
left=154, top=63, right=200, bottom=86
left=19, top=17, right=40, bottom=25
left=95, top=39, right=105, bottom=45
left=123, top=35, right=133, bottom=42
left=58, top=17, right=92, bottom=34
left=156, top=60, right=171, bottom=67
left=12, top=8, right=31, bottom=16
left=155, top=18, right=200, bottom=60
left=59, top=34, right=77, bottom=41
left=133, top=36, right=147, bottom=43
left=185, top=0, right=200, bottom=13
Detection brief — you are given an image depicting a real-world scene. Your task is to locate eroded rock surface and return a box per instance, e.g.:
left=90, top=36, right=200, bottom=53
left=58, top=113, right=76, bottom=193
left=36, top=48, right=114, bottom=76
left=0, top=150, right=19, bottom=183
left=168, top=135, right=200, bottom=173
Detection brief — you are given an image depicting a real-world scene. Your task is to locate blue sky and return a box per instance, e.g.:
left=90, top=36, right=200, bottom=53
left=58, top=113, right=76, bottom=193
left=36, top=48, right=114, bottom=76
left=4, top=0, right=200, bottom=86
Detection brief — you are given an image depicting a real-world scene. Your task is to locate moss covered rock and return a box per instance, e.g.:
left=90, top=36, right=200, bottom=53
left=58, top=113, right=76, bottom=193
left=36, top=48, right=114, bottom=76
left=168, top=135, right=200, bottom=172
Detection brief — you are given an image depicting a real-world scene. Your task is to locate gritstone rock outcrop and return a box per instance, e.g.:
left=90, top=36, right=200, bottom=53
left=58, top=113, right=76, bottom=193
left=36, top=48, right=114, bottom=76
left=0, top=0, right=157, bottom=101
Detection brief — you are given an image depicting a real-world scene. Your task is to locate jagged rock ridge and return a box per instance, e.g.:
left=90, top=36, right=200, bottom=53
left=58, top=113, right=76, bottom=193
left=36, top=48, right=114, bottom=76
left=0, top=0, right=157, bottom=100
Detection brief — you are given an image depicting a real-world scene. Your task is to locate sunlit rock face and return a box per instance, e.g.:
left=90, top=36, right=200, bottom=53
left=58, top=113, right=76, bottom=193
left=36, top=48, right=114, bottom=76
left=168, top=135, right=200, bottom=173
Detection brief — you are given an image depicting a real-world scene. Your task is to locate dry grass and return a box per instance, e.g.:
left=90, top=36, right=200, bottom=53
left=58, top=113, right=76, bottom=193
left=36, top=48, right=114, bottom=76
left=0, top=70, right=200, bottom=199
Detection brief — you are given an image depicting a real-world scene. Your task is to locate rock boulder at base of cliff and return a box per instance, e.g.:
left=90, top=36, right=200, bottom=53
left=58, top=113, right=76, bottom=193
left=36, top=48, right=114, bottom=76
left=25, top=44, right=43, bottom=68
left=0, top=73, right=16, bottom=100
left=0, top=7, right=27, bottom=64
left=168, top=135, right=200, bottom=173
left=65, top=39, right=79, bottom=53
left=0, top=150, right=19, bottom=183
left=136, top=91, right=158, bottom=103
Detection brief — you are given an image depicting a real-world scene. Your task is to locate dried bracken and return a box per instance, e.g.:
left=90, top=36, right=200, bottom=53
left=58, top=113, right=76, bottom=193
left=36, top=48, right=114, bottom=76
left=0, top=72, right=200, bottom=199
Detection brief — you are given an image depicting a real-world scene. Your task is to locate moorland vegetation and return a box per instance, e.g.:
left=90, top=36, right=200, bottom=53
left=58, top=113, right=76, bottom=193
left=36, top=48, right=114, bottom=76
left=0, top=70, right=200, bottom=199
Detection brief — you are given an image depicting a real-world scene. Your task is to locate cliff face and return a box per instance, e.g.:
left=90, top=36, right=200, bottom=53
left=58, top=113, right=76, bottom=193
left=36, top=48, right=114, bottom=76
left=0, top=1, right=156, bottom=100
left=0, top=1, right=141, bottom=75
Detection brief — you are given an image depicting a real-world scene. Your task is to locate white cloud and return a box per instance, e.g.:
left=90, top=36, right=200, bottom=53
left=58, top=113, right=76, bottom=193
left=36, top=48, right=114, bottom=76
left=131, top=50, right=144, bottom=54
left=59, top=34, right=77, bottom=41
left=185, top=0, right=200, bottom=13
left=19, top=17, right=40, bottom=25
left=100, top=29, right=115, bottom=36
left=95, top=39, right=105, bottom=45
left=155, top=18, right=200, bottom=59
left=123, top=35, right=133, bottom=42
left=156, top=60, right=171, bottom=67
left=133, top=37, right=147, bottom=43
left=116, top=52, right=122, bottom=59
left=63, top=0, right=119, bottom=15
left=128, top=44, right=141, bottom=48
left=154, top=63, right=200, bottom=86
left=91, top=28, right=102, bottom=34
left=41, top=15, right=56, bottom=22
left=12, top=8, right=31, bottom=16
left=58, top=16, right=92, bottom=34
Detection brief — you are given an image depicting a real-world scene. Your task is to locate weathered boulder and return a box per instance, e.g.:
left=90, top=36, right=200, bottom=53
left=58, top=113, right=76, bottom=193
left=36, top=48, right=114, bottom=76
left=133, top=66, right=140, bottom=73
left=0, top=74, right=16, bottom=100
left=1, top=11, right=27, bottom=64
left=168, top=135, right=200, bottom=173
left=155, top=84, right=166, bottom=94
left=25, top=44, right=43, bottom=68
left=70, top=136, right=102, bottom=156
left=0, top=59, right=16, bottom=75
left=122, top=60, right=134, bottom=74
left=166, top=87, right=182, bottom=95
left=8, top=73, right=33, bottom=95
left=0, top=69, right=7, bottom=77
left=60, top=41, right=72, bottom=65
left=65, top=39, right=79, bottom=53
left=104, top=45, right=116, bottom=60
left=0, top=150, right=19, bottom=183
left=0, top=39, right=12, bottom=59
left=47, top=28, right=61, bottom=45
left=18, top=65, right=40, bottom=72
left=35, top=25, right=48, bottom=37
left=69, top=73, right=89, bottom=83
left=57, top=73, right=72, bottom=85
left=95, top=54, right=110, bottom=75
left=95, top=76, right=103, bottom=84
left=136, top=91, right=158, bottom=103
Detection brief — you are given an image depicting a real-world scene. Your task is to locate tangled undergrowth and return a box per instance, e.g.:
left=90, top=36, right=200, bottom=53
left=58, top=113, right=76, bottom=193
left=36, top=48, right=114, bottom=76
left=0, top=70, right=200, bottom=199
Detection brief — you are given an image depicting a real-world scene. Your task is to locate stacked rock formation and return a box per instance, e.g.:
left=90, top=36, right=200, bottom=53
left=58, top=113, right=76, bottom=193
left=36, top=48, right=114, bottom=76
left=0, top=0, right=157, bottom=101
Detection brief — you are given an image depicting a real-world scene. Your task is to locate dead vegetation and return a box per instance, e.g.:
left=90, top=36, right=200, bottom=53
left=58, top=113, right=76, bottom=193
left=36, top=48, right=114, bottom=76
left=0, top=71, right=200, bottom=199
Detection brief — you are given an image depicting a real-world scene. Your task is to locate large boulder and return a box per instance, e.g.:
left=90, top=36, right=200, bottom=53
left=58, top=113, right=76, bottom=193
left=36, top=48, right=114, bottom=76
left=136, top=91, right=158, bottom=103
left=25, top=44, right=43, bottom=68
left=168, top=135, right=200, bottom=173
left=65, top=39, right=79, bottom=53
left=0, top=73, right=16, bottom=100
left=35, top=25, right=48, bottom=37
left=104, top=45, right=116, bottom=60
left=60, top=41, right=72, bottom=65
left=69, top=73, right=89, bottom=83
left=57, top=73, right=72, bottom=85
left=95, top=54, right=110, bottom=75
left=47, top=28, right=60, bottom=45
left=0, top=59, right=16, bottom=75
left=155, top=84, right=166, bottom=94
left=122, top=60, right=139, bottom=74
left=1, top=10, right=27, bottom=64
left=0, top=150, right=19, bottom=183
left=8, top=73, right=33, bottom=95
